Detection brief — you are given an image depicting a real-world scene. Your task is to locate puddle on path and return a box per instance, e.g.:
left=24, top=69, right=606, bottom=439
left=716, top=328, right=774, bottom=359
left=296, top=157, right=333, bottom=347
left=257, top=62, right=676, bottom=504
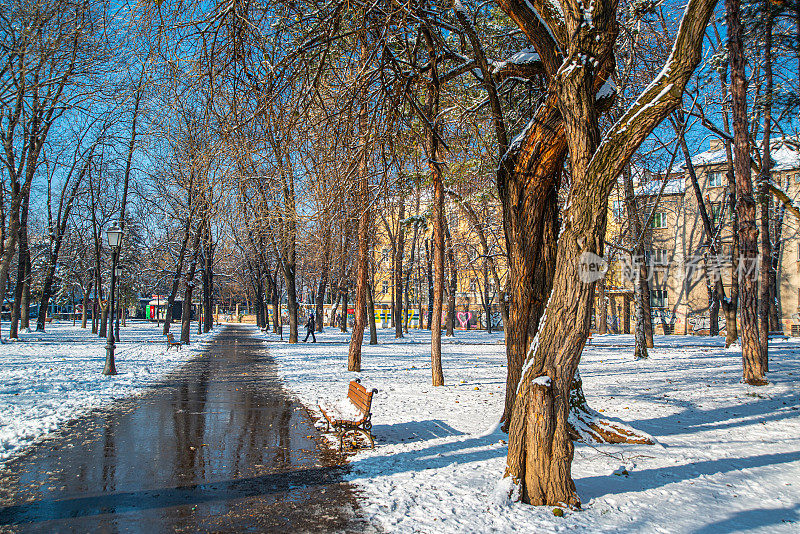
left=0, top=325, right=368, bottom=533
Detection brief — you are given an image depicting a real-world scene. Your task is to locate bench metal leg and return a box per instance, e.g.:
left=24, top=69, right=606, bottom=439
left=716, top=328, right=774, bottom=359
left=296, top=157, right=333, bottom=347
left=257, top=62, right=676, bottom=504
left=338, top=427, right=374, bottom=451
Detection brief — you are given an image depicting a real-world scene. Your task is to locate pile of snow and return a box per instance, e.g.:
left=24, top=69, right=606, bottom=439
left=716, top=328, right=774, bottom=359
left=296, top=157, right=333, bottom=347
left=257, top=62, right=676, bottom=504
left=0, top=321, right=217, bottom=464
left=264, top=327, right=800, bottom=533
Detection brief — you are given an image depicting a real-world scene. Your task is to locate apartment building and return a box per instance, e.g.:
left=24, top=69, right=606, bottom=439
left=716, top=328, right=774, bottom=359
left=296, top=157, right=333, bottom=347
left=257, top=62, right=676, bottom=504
left=605, top=137, right=800, bottom=335
left=371, top=194, right=506, bottom=330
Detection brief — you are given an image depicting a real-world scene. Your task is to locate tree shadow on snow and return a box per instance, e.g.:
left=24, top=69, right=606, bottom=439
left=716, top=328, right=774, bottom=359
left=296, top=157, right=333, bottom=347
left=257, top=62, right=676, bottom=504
left=625, top=390, right=800, bottom=438
left=371, top=419, right=464, bottom=445
left=689, top=504, right=799, bottom=534
left=350, top=428, right=505, bottom=478
left=577, top=450, right=800, bottom=502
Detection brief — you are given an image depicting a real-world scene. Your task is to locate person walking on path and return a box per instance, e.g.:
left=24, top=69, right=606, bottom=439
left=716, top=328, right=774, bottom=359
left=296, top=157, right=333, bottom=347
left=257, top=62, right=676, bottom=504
left=304, top=313, right=316, bottom=342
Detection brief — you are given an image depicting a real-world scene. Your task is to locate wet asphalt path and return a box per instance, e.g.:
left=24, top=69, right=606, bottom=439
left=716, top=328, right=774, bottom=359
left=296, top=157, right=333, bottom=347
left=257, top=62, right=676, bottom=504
left=0, top=325, right=367, bottom=533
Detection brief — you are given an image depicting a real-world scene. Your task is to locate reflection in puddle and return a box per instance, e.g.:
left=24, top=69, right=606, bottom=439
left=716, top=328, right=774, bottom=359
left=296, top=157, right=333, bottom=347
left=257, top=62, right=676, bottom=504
left=0, top=326, right=365, bottom=533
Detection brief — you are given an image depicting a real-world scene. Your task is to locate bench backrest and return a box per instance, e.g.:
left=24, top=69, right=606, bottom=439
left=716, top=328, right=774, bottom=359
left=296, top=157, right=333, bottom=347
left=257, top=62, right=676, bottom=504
left=347, top=380, right=374, bottom=415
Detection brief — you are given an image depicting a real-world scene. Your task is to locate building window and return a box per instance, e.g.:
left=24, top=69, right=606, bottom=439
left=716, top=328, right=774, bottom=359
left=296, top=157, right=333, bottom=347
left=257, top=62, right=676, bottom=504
left=448, top=212, right=460, bottom=228
left=381, top=248, right=390, bottom=263
left=708, top=171, right=723, bottom=187
left=381, top=280, right=389, bottom=295
left=711, top=202, right=722, bottom=226
left=646, top=249, right=669, bottom=266
left=650, top=289, right=667, bottom=308
left=794, top=173, right=800, bottom=184
left=650, top=212, right=667, bottom=229
left=612, top=200, right=624, bottom=219
left=469, top=278, right=477, bottom=292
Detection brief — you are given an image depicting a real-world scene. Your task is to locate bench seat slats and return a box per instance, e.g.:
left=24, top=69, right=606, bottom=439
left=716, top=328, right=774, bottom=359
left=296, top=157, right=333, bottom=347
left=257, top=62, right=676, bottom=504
left=319, top=380, right=377, bottom=450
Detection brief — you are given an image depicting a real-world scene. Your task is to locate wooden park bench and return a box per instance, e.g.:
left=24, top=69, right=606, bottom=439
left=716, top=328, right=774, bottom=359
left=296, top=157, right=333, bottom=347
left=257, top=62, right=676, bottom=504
left=319, top=379, right=378, bottom=451
left=166, top=333, right=182, bottom=351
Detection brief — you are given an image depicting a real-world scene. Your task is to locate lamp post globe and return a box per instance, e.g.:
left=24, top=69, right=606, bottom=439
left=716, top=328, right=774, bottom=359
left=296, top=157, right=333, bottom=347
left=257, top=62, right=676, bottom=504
left=106, top=222, right=123, bottom=249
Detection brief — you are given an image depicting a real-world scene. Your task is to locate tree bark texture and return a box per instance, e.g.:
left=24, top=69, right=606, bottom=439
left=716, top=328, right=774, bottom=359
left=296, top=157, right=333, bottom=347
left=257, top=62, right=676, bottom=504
left=497, top=94, right=564, bottom=427
left=417, top=24, right=446, bottom=386
left=726, top=0, right=766, bottom=384
left=347, top=134, right=370, bottom=372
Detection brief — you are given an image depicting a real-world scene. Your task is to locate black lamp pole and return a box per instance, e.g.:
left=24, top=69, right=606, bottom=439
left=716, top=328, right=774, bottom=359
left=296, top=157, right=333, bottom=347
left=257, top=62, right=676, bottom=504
left=103, top=223, right=123, bottom=376
left=115, top=264, right=122, bottom=342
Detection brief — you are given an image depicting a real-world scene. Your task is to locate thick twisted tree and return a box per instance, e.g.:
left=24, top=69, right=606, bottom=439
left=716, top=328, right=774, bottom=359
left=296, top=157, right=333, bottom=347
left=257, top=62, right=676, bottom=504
left=455, top=0, right=647, bottom=440
left=494, top=0, right=719, bottom=506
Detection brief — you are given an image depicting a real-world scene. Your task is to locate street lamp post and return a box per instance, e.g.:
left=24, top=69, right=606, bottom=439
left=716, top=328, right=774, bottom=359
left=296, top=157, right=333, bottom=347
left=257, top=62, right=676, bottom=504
left=114, top=263, right=123, bottom=342
left=103, top=222, right=124, bottom=376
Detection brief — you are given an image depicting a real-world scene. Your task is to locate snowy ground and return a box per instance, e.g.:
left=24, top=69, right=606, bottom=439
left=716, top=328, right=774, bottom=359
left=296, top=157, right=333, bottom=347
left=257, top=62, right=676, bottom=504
left=264, top=327, right=800, bottom=533
left=0, top=320, right=217, bottom=464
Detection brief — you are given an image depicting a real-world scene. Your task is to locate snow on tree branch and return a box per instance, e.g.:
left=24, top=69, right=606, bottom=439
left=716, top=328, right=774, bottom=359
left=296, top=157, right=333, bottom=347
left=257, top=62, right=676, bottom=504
left=587, top=0, right=719, bottom=189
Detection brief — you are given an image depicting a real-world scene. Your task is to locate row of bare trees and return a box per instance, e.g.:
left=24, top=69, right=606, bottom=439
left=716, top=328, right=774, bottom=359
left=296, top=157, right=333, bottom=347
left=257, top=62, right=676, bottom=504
left=4, top=0, right=798, bottom=513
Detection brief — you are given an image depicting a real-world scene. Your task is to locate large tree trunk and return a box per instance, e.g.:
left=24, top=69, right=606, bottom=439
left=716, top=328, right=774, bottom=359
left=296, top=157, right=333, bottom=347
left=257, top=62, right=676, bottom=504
left=727, top=0, right=766, bottom=384
left=498, top=95, right=563, bottom=427
left=431, top=173, right=445, bottom=386
left=501, top=0, right=716, bottom=507
left=722, top=113, right=739, bottom=347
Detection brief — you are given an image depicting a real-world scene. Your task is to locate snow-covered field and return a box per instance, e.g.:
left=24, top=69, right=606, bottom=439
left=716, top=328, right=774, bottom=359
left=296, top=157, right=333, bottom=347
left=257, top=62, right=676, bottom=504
left=265, top=327, right=800, bottom=533
left=0, top=320, right=216, bottom=464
